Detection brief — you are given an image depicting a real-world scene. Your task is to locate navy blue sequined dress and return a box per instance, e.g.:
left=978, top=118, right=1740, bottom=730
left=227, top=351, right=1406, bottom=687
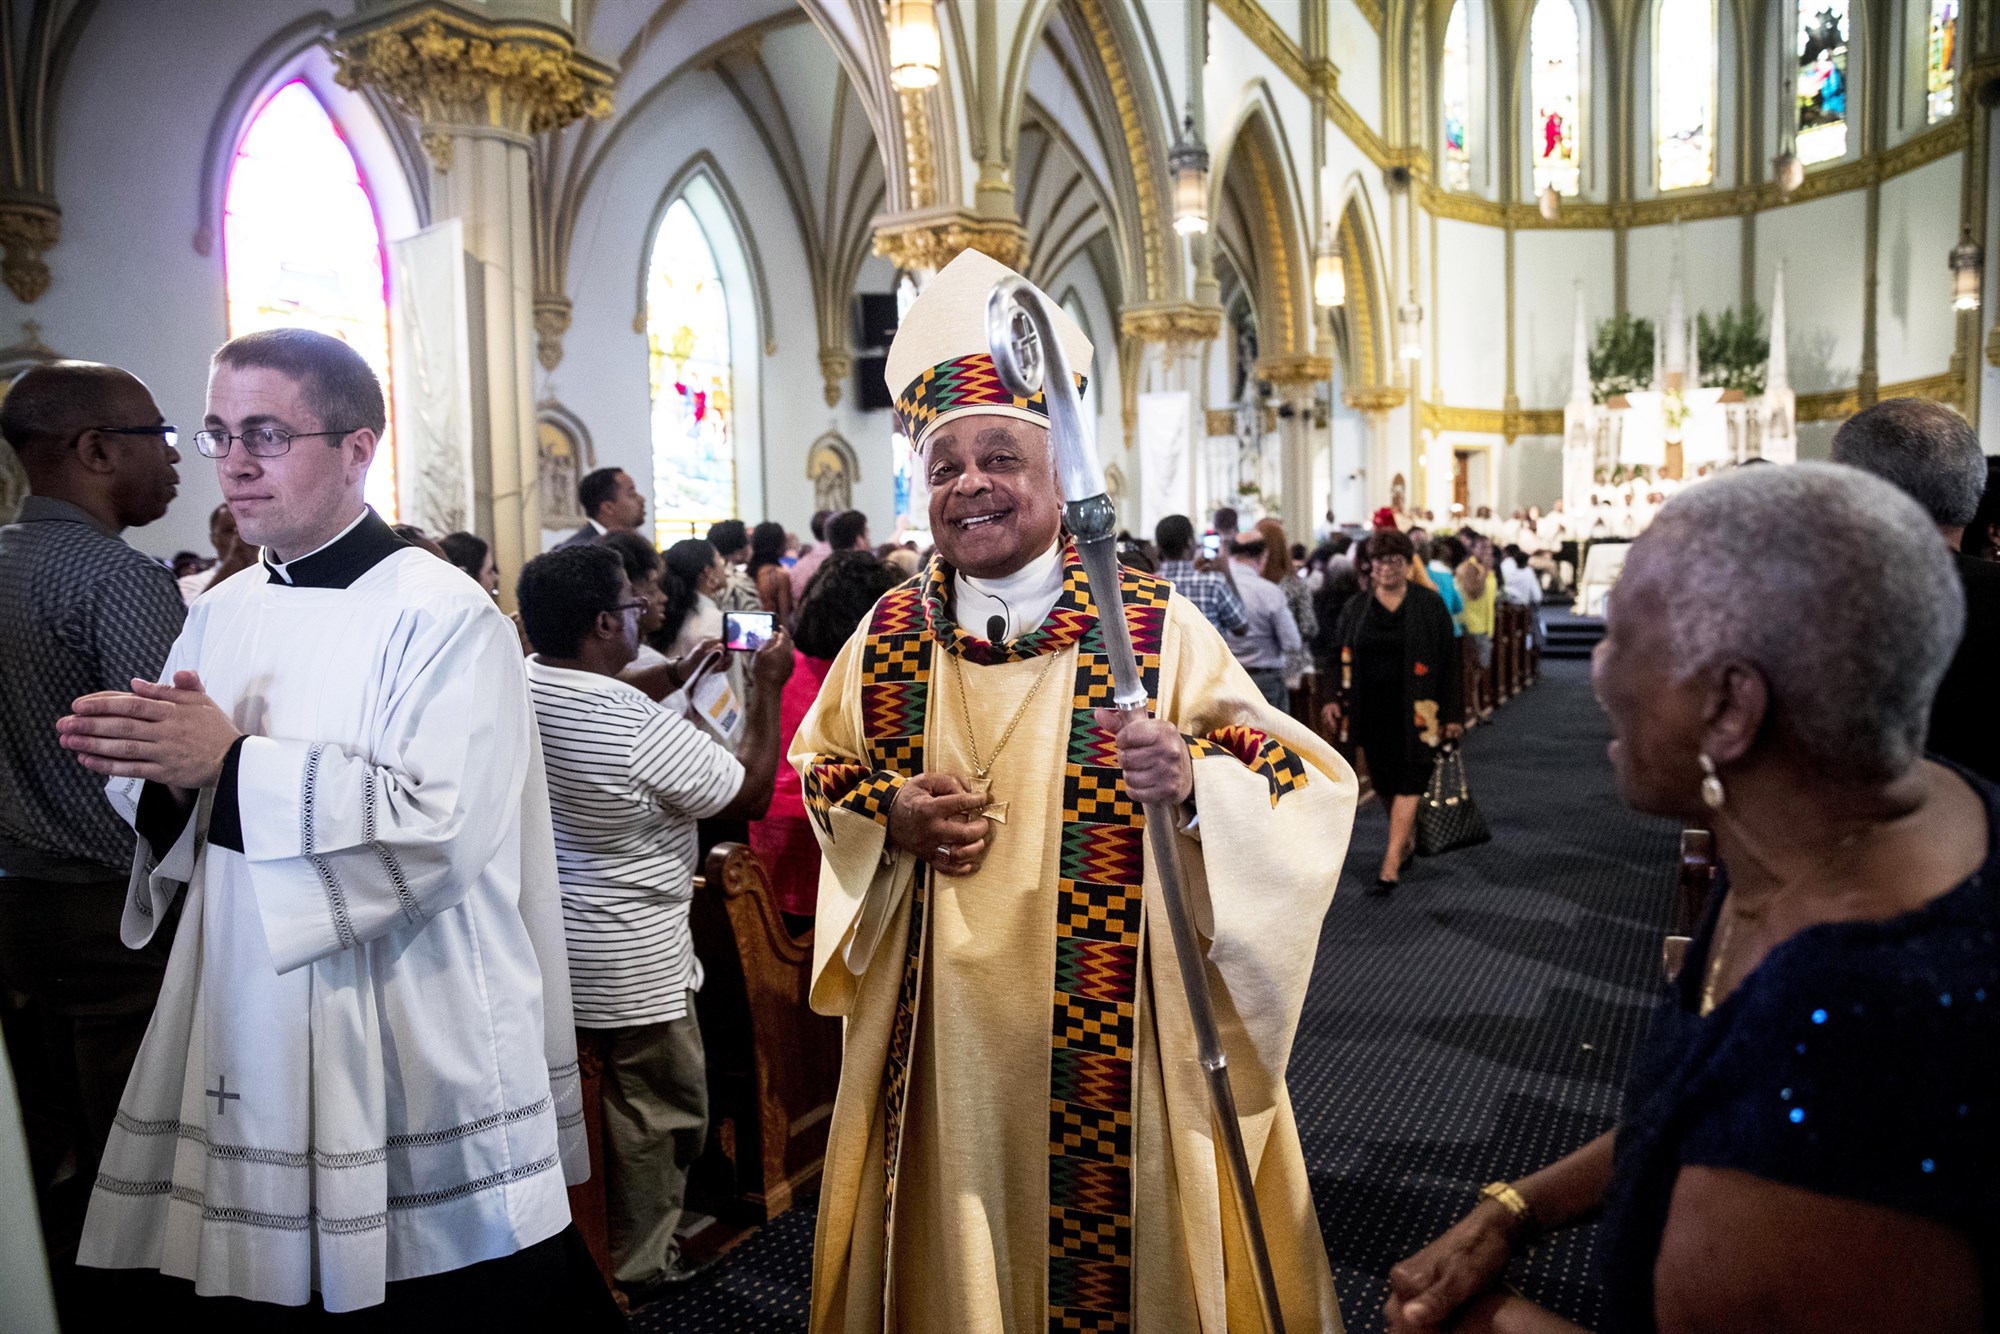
left=1595, top=768, right=2000, bottom=1333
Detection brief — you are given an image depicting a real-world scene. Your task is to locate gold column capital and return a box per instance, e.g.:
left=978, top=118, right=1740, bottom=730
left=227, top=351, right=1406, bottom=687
left=0, top=201, right=60, bottom=304
left=1256, top=352, right=1334, bottom=389
left=871, top=210, right=1028, bottom=274
left=333, top=7, right=614, bottom=164
left=1344, top=385, right=1407, bottom=414
left=1119, top=303, right=1223, bottom=346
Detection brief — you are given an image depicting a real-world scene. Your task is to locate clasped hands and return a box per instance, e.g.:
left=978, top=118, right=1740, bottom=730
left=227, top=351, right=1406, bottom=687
left=57, top=671, right=243, bottom=797
left=885, top=710, right=1192, bottom=876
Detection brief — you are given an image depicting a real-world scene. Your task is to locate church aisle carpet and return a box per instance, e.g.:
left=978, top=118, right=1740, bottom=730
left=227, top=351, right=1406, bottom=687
left=633, top=660, right=1679, bottom=1332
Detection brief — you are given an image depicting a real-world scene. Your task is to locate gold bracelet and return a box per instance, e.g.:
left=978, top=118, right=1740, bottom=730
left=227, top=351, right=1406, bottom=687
left=1478, top=1180, right=1537, bottom=1245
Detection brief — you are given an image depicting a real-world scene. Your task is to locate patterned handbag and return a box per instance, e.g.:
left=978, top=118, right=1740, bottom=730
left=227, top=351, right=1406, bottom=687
left=1415, top=743, right=1491, bottom=856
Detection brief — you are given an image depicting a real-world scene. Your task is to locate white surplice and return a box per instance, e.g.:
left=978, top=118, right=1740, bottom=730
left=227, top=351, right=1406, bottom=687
left=81, top=545, right=586, bottom=1312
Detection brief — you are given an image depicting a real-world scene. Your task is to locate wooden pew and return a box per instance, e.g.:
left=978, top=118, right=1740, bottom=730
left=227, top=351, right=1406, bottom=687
left=685, top=843, right=842, bottom=1225
left=1663, top=828, right=1717, bottom=985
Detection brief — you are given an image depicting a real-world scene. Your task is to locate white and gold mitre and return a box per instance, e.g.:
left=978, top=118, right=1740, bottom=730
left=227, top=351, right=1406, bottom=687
left=884, top=249, right=1093, bottom=452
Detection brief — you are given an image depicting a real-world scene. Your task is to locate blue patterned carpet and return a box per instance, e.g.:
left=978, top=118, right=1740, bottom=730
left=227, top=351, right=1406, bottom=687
left=634, top=660, right=1679, bottom=1331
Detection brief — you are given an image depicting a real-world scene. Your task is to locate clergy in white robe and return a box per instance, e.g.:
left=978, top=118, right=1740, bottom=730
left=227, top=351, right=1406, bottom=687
left=56, top=329, right=595, bottom=1319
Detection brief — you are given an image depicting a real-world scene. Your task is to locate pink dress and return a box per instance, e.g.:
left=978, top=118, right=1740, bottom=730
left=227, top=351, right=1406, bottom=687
left=748, top=652, right=834, bottom=919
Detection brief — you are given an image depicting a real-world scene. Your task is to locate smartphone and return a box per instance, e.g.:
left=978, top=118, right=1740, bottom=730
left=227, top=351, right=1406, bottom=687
left=1201, top=532, right=1221, bottom=559
left=721, top=610, right=777, bottom=652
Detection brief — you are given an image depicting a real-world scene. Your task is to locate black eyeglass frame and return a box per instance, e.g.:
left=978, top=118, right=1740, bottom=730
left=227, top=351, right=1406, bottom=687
left=78, top=425, right=179, bottom=448
left=191, top=427, right=361, bottom=460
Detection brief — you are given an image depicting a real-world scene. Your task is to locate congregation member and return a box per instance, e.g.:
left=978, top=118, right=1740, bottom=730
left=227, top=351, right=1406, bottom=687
left=55, top=329, right=607, bottom=1324
left=555, top=465, right=646, bottom=549
left=747, top=518, right=793, bottom=622
left=1256, top=516, right=1317, bottom=690
left=748, top=549, right=901, bottom=935
left=389, top=522, right=447, bottom=559
left=705, top=518, right=763, bottom=613
left=0, top=361, right=184, bottom=1294
left=518, top=542, right=792, bottom=1303
left=1426, top=534, right=1466, bottom=633
left=787, top=507, right=835, bottom=602
left=795, top=249, right=1356, bottom=1331
left=822, top=507, right=872, bottom=563
left=1499, top=542, right=1546, bottom=652
left=1965, top=456, right=2000, bottom=561
left=1324, top=528, right=1463, bottom=895
left=1150, top=513, right=1247, bottom=633
left=1224, top=529, right=1303, bottom=709
left=1388, top=464, right=1995, bottom=1334
left=176, top=502, right=254, bottom=604
left=1830, top=399, right=2000, bottom=783
left=439, top=529, right=499, bottom=597
left=1456, top=535, right=1497, bottom=721
left=1211, top=503, right=1240, bottom=552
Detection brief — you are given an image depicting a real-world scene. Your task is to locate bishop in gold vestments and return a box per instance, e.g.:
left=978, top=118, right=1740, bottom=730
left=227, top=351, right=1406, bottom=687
left=791, top=252, right=1358, bottom=1334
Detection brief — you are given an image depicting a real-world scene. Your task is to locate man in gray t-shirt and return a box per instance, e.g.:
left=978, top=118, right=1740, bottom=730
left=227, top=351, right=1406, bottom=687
left=0, top=360, right=185, bottom=1274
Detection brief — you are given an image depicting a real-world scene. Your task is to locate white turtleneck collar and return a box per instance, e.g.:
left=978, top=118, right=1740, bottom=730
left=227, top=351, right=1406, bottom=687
left=951, top=538, right=1066, bottom=643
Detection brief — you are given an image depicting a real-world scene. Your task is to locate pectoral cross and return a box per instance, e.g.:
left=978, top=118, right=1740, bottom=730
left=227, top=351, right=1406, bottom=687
left=968, top=776, right=1008, bottom=825
left=207, top=1076, right=241, bottom=1116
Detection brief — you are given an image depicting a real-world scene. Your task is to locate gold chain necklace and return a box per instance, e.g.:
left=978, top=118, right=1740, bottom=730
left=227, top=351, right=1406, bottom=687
left=946, top=645, right=1062, bottom=825
left=1698, top=907, right=1736, bottom=1016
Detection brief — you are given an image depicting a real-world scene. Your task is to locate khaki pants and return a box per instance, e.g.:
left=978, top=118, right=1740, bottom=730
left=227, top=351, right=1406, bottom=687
left=577, top=997, right=708, bottom=1288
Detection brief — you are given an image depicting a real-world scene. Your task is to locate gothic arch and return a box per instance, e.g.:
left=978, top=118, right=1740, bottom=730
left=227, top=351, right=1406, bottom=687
left=1210, top=89, right=1313, bottom=360
left=633, top=153, right=774, bottom=357
left=1330, top=180, right=1392, bottom=395
left=806, top=430, right=861, bottom=514
left=196, top=14, right=425, bottom=259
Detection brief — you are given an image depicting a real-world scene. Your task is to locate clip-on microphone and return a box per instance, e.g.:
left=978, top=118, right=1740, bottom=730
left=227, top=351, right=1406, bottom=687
left=987, top=614, right=1007, bottom=643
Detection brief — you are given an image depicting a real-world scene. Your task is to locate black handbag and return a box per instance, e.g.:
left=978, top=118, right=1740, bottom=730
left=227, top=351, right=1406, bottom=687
left=1415, top=743, right=1491, bottom=856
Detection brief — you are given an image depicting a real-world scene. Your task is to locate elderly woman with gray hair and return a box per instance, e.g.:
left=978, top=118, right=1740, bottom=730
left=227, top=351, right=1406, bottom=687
left=1385, top=463, right=1996, bottom=1334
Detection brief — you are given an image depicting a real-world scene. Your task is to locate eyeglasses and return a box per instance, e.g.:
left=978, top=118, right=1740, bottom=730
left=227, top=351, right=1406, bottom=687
left=85, top=425, right=178, bottom=448
left=611, top=600, right=650, bottom=617
left=191, top=426, right=358, bottom=459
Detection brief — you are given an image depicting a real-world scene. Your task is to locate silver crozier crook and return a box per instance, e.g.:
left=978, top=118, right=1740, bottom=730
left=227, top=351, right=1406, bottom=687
left=985, top=278, right=1287, bottom=1334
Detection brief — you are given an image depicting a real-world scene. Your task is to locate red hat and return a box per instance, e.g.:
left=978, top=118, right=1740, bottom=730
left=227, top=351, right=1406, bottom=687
left=1371, top=506, right=1398, bottom=530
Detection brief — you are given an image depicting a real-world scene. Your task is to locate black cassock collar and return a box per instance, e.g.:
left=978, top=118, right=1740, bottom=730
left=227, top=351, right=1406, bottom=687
left=263, top=508, right=409, bottom=590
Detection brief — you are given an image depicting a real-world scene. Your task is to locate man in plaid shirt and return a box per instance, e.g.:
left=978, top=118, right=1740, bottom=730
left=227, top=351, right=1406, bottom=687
left=1152, top=514, right=1248, bottom=633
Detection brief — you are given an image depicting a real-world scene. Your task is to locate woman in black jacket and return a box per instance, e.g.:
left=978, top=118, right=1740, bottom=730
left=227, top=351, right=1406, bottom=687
left=1323, top=528, right=1464, bottom=895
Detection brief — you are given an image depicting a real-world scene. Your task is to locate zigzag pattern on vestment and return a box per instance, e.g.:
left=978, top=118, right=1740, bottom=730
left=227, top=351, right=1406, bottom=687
left=1187, top=722, right=1312, bottom=807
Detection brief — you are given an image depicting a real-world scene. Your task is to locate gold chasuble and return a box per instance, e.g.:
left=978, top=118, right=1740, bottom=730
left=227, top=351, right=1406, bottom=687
left=793, top=546, right=1357, bottom=1333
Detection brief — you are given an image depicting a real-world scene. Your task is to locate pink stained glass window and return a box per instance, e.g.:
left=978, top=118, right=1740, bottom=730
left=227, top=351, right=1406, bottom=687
left=1441, top=3, right=1473, bottom=192
left=223, top=81, right=396, bottom=518
left=1531, top=0, right=1582, bottom=197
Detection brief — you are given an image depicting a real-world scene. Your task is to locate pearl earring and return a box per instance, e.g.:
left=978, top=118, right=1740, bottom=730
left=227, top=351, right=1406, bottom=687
left=1698, top=753, right=1725, bottom=811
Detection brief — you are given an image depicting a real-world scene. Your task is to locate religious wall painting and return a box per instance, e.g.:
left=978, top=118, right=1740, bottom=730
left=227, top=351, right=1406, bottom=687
left=224, top=80, right=396, bottom=518
left=1531, top=0, right=1583, bottom=197
left=646, top=196, right=736, bottom=545
left=1928, top=0, right=1959, bottom=124
left=538, top=408, right=595, bottom=529
left=1655, top=0, right=1715, bottom=191
left=1441, top=2, right=1474, bottom=192
left=807, top=431, right=858, bottom=515
left=1795, top=1, right=1850, bottom=165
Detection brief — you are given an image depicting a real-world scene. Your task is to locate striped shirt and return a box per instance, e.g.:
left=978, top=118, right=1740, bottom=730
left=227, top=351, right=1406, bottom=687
left=526, top=657, right=743, bottom=1027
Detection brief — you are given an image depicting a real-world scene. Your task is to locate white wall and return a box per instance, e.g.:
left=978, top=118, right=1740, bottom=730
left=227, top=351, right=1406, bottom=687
left=1625, top=216, right=1742, bottom=327
left=1513, top=227, right=1616, bottom=407
left=1874, top=154, right=1963, bottom=384
left=1434, top=219, right=1506, bottom=405
left=1755, top=191, right=1869, bottom=392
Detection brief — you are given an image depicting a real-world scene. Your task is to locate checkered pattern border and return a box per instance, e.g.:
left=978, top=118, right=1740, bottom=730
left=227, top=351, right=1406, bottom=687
left=890, top=351, right=1085, bottom=445
left=1187, top=724, right=1312, bottom=808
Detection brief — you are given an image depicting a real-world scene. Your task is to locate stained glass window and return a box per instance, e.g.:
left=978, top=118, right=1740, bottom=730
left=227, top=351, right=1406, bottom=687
left=1928, top=0, right=1959, bottom=124
left=224, top=80, right=395, bottom=518
left=1795, top=1, right=1849, bottom=165
left=1531, top=0, right=1581, bottom=197
left=1655, top=0, right=1714, bottom=190
left=646, top=198, right=735, bottom=543
left=1441, top=3, right=1473, bottom=192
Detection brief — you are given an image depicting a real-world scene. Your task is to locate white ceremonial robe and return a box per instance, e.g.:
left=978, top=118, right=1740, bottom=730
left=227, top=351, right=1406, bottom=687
left=81, top=546, right=586, bottom=1312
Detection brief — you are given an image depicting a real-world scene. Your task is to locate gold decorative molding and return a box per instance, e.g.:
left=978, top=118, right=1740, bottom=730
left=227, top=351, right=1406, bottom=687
left=1076, top=0, right=1168, bottom=301
left=818, top=348, right=851, bottom=408
left=333, top=9, right=614, bottom=164
left=1986, top=319, right=1999, bottom=369
left=872, top=211, right=1029, bottom=274
left=1421, top=119, right=1969, bottom=232
left=1256, top=352, right=1334, bottom=386
left=533, top=297, right=571, bottom=371
left=898, top=87, right=939, bottom=211
left=1345, top=385, right=1407, bottom=412
left=0, top=203, right=60, bottom=304
left=1210, top=0, right=1389, bottom=169
left=1120, top=303, right=1223, bottom=345
left=1418, top=402, right=1563, bottom=437
left=1797, top=371, right=1962, bottom=422
left=1353, top=0, right=1383, bottom=34
left=1205, top=408, right=1237, bottom=435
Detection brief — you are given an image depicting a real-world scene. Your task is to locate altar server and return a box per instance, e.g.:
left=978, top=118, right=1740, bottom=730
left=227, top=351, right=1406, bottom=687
left=57, top=329, right=607, bottom=1323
